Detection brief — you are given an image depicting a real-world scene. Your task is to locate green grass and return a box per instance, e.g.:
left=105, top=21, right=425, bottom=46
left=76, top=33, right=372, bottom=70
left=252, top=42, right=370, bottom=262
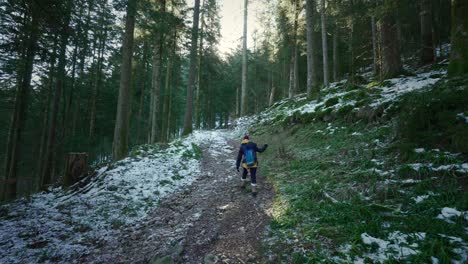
left=253, top=92, right=467, bottom=262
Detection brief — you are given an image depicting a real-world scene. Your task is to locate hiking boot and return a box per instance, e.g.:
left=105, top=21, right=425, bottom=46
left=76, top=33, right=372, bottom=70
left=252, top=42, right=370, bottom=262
left=252, top=185, right=257, bottom=197
left=240, top=180, right=246, bottom=189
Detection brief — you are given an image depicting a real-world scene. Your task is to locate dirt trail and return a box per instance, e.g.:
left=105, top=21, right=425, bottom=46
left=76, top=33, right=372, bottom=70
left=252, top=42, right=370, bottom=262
left=90, top=137, right=274, bottom=263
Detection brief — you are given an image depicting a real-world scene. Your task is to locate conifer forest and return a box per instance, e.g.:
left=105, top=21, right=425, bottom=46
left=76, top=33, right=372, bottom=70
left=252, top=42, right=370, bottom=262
left=0, top=0, right=467, bottom=263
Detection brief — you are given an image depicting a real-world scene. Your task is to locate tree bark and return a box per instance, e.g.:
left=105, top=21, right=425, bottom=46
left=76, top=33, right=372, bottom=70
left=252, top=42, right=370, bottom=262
left=89, top=19, right=107, bottom=139
left=182, top=0, right=201, bottom=135
left=332, top=32, right=338, bottom=82
left=112, top=0, right=137, bottom=161
left=195, top=0, right=205, bottom=130
left=63, top=153, right=88, bottom=187
left=371, top=15, right=379, bottom=76
left=36, top=35, right=59, bottom=190
left=420, top=0, right=434, bottom=65
left=240, top=0, right=248, bottom=116
left=137, top=40, right=148, bottom=143
left=150, top=0, right=166, bottom=142
left=2, top=4, right=40, bottom=200
left=321, top=0, right=329, bottom=87
left=161, top=30, right=176, bottom=142
left=42, top=5, right=72, bottom=187
left=448, top=0, right=468, bottom=76
left=306, top=0, right=317, bottom=97
left=380, top=11, right=402, bottom=79
left=289, top=0, right=299, bottom=98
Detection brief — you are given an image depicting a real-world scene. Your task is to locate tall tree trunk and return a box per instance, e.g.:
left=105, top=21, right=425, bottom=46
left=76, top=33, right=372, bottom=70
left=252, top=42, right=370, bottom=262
left=349, top=18, right=355, bottom=84
left=380, top=11, right=402, bottom=79
left=161, top=30, right=176, bottom=142
left=269, top=85, right=276, bottom=108
left=371, top=15, right=379, bottom=76
left=448, top=0, right=468, bottom=76
left=306, top=0, right=317, bottom=97
left=112, top=0, right=137, bottom=161
left=195, top=0, right=205, bottom=130
left=2, top=6, right=40, bottom=200
left=332, top=32, right=338, bottom=82
left=36, top=35, right=59, bottom=190
left=42, top=5, right=72, bottom=187
left=89, top=20, right=107, bottom=139
left=240, top=0, right=248, bottom=116
left=420, top=0, right=434, bottom=65
left=236, top=85, right=240, bottom=117
left=289, top=0, right=299, bottom=98
left=321, top=0, right=329, bottom=87
left=150, top=0, right=166, bottom=143
left=137, top=40, right=148, bottom=143
left=182, top=0, right=201, bottom=135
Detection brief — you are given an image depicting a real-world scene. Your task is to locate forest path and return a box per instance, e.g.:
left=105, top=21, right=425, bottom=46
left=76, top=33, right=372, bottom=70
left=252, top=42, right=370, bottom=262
left=91, top=132, right=274, bottom=263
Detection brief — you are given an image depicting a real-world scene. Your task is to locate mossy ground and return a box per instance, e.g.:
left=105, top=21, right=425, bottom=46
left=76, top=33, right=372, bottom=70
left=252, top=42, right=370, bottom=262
left=251, top=77, right=467, bottom=263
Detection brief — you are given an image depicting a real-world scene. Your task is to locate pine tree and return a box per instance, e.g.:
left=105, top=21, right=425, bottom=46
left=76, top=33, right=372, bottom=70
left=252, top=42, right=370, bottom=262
left=182, top=0, right=201, bottom=135
left=113, top=0, right=138, bottom=161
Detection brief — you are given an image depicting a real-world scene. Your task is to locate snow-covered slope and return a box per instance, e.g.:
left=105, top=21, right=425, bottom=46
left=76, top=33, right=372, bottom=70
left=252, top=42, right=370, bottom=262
left=0, top=130, right=231, bottom=263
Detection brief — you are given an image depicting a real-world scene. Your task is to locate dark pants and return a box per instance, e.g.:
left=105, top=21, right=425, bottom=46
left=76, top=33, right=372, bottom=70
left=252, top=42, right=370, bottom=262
left=242, top=167, right=257, bottom=185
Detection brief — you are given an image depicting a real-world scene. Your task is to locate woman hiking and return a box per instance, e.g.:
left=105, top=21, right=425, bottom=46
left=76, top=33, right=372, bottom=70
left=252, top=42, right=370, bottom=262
left=235, top=135, right=268, bottom=196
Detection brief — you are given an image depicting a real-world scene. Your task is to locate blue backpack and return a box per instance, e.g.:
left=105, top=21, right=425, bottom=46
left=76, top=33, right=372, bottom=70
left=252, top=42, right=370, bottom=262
left=244, top=146, right=256, bottom=168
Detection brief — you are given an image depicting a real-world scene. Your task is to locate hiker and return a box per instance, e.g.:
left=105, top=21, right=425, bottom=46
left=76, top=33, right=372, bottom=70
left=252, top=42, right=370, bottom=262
left=236, top=135, right=268, bottom=196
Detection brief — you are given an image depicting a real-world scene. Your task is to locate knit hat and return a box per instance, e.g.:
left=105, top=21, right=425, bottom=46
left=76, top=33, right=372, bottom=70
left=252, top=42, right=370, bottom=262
left=243, top=135, right=249, bottom=140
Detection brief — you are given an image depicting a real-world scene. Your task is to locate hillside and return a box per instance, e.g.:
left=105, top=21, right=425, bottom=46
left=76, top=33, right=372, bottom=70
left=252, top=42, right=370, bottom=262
left=239, top=61, right=468, bottom=263
left=1, top=61, right=467, bottom=263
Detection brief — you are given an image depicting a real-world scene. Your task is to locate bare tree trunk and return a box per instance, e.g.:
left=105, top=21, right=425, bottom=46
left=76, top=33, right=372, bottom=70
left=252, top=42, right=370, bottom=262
left=371, top=15, right=378, bottom=76
left=448, top=0, right=468, bottom=76
left=332, top=32, right=338, bottom=82
left=150, top=38, right=162, bottom=143
left=182, top=0, right=201, bottom=135
left=161, top=30, right=176, bottom=142
left=112, top=0, right=137, bottom=161
left=150, top=0, right=166, bottom=143
left=2, top=6, right=39, bottom=200
left=269, top=85, right=276, bottom=107
left=289, top=0, right=299, bottom=98
left=236, top=86, right=240, bottom=117
left=349, top=19, right=355, bottom=84
left=137, top=40, right=148, bottom=143
left=420, top=0, right=435, bottom=65
left=42, top=5, right=72, bottom=187
left=380, top=12, right=402, bottom=79
left=36, top=35, right=58, bottom=189
left=195, top=0, right=205, bottom=130
left=240, top=0, right=248, bottom=116
left=89, top=24, right=107, bottom=139
left=306, top=0, right=317, bottom=97
left=321, top=0, right=329, bottom=87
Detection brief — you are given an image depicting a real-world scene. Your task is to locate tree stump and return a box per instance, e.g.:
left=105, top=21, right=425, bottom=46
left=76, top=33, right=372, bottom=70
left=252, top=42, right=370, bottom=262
left=64, top=153, right=88, bottom=187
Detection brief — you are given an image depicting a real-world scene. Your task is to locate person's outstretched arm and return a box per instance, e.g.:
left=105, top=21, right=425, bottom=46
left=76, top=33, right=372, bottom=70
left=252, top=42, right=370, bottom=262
left=255, top=143, right=268, bottom=153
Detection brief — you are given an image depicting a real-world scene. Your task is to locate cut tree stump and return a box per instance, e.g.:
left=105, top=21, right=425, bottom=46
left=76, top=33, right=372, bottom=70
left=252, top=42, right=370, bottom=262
left=64, top=153, right=88, bottom=187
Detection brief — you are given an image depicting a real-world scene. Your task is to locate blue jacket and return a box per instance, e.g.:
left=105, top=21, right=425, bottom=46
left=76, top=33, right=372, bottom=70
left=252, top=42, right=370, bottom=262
left=236, top=139, right=267, bottom=169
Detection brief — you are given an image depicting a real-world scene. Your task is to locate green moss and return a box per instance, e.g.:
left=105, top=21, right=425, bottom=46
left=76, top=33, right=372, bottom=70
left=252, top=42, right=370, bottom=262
left=325, top=97, right=339, bottom=107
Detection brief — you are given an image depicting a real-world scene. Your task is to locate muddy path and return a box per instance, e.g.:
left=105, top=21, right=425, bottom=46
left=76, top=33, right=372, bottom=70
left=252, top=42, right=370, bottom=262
left=90, top=136, right=274, bottom=263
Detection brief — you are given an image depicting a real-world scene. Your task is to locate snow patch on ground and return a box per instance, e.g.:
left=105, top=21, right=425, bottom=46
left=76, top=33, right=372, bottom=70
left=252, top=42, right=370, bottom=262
left=357, top=231, right=426, bottom=263
left=0, top=130, right=232, bottom=263
left=457, top=112, right=468, bottom=123
left=437, top=207, right=468, bottom=223
left=409, top=163, right=468, bottom=173
left=370, top=69, right=445, bottom=107
left=412, top=192, right=437, bottom=204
